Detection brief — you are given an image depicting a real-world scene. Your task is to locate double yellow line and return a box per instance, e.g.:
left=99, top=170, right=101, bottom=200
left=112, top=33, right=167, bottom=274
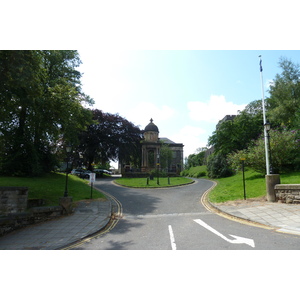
left=61, top=188, right=123, bottom=250
left=200, top=180, right=273, bottom=230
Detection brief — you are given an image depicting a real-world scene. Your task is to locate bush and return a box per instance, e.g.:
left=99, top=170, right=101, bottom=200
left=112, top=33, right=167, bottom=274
left=207, top=153, right=234, bottom=178
left=196, top=171, right=206, bottom=177
left=228, top=128, right=300, bottom=173
left=149, top=169, right=168, bottom=177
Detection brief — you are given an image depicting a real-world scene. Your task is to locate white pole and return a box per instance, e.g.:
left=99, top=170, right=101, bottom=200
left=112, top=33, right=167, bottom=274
left=259, top=55, right=270, bottom=175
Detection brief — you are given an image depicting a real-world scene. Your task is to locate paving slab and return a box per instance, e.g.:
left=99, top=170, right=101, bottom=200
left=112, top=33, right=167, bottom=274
left=213, top=198, right=300, bottom=235
left=0, top=199, right=112, bottom=250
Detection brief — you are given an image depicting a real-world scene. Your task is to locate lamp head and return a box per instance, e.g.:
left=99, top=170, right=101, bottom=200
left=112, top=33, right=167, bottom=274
left=264, top=121, right=271, bottom=131
left=66, top=145, right=72, bottom=153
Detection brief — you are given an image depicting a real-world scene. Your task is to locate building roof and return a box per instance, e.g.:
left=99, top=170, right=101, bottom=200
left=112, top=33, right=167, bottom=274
left=144, top=118, right=159, bottom=133
left=159, top=137, right=175, bottom=144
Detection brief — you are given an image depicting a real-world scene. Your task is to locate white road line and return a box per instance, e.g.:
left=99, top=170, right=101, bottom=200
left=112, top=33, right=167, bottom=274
left=194, top=219, right=255, bottom=248
left=168, top=225, right=177, bottom=250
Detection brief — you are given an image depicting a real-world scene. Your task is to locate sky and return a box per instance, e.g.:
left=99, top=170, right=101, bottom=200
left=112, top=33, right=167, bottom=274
left=77, top=50, right=300, bottom=166
left=2, top=1, right=299, bottom=167
left=3, top=0, right=300, bottom=288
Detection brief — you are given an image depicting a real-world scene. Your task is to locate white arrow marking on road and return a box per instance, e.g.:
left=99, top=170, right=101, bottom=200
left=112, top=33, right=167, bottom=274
left=194, top=219, right=255, bottom=248
left=168, top=225, right=177, bottom=250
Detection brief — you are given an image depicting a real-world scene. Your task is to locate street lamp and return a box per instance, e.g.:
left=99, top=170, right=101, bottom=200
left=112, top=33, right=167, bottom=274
left=264, top=121, right=271, bottom=132
left=64, top=144, right=72, bottom=197
left=264, top=121, right=273, bottom=174
left=157, top=151, right=160, bottom=185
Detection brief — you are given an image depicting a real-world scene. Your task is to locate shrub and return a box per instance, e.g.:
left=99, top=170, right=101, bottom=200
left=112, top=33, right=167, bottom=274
left=228, top=128, right=300, bottom=173
left=196, top=171, right=206, bottom=177
left=207, top=153, right=234, bottom=178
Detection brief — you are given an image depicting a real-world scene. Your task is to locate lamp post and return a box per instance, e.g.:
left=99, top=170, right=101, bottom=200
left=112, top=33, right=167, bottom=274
left=259, top=56, right=280, bottom=202
left=240, top=157, right=246, bottom=200
left=157, top=151, right=160, bottom=185
left=64, top=144, right=72, bottom=197
left=265, top=121, right=273, bottom=174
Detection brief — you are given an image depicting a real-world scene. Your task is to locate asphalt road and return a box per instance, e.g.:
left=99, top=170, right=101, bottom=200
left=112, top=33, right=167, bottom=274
left=72, top=177, right=300, bottom=250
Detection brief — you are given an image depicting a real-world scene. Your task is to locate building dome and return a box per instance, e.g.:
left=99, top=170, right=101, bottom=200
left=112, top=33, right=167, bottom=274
left=144, top=118, right=159, bottom=133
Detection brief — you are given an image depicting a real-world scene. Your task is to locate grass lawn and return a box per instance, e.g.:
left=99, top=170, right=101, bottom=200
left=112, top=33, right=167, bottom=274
left=0, top=173, right=105, bottom=206
left=115, top=176, right=193, bottom=188
left=181, top=165, right=207, bottom=178
left=208, top=169, right=300, bottom=203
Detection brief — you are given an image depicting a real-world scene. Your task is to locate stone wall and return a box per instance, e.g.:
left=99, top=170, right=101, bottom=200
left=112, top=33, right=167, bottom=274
left=275, top=184, right=300, bottom=204
left=0, top=187, right=28, bottom=215
left=0, top=187, right=71, bottom=236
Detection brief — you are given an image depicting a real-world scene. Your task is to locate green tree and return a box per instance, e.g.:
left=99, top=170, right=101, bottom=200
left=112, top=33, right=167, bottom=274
left=208, top=100, right=263, bottom=156
left=207, top=152, right=233, bottom=179
left=160, top=143, right=173, bottom=171
left=228, top=128, right=300, bottom=174
left=0, top=50, right=92, bottom=176
left=267, top=57, right=300, bottom=128
left=185, top=148, right=207, bottom=169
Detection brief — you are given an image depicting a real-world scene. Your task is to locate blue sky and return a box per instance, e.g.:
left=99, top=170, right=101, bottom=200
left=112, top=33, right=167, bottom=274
left=77, top=50, right=300, bottom=164
left=3, top=1, right=299, bottom=166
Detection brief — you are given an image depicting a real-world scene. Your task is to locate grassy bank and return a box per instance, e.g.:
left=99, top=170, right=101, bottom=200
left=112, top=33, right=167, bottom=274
left=115, top=176, right=193, bottom=188
left=208, top=169, right=300, bottom=203
left=181, top=165, right=207, bottom=178
left=0, top=173, right=105, bottom=206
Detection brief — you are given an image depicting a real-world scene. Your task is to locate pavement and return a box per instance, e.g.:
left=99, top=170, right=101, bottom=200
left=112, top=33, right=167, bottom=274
left=2, top=189, right=300, bottom=250
left=207, top=198, right=300, bottom=236
left=0, top=199, right=113, bottom=250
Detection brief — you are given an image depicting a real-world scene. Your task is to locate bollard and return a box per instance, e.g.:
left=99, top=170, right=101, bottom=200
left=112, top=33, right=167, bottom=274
left=147, top=177, right=149, bottom=185
left=266, top=174, right=280, bottom=202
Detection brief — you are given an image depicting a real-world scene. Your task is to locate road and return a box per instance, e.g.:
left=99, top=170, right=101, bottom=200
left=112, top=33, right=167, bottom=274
left=71, top=177, right=300, bottom=250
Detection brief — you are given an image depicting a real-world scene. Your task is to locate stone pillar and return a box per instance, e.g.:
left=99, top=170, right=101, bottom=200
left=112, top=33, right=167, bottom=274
left=266, top=174, right=281, bottom=202
left=59, top=196, right=73, bottom=215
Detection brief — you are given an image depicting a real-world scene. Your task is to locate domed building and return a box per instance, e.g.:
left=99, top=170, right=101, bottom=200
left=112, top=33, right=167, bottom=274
left=141, top=118, right=184, bottom=174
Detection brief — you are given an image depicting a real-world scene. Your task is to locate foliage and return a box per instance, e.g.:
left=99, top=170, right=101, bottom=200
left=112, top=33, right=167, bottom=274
left=0, top=50, right=93, bottom=176
left=76, top=109, right=142, bottom=170
left=267, top=57, right=300, bottom=128
left=159, top=142, right=173, bottom=171
left=228, top=128, right=300, bottom=173
left=208, top=100, right=263, bottom=156
left=207, top=153, right=234, bottom=179
left=185, top=148, right=207, bottom=169
left=149, top=169, right=168, bottom=177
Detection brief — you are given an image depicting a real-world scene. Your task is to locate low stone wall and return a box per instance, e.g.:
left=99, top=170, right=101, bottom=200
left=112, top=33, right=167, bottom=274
left=0, top=206, right=63, bottom=236
left=0, top=187, right=28, bottom=215
left=0, top=187, right=73, bottom=236
left=275, top=184, right=300, bottom=204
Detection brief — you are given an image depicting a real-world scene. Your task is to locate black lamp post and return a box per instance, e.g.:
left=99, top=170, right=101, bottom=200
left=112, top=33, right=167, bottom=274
left=64, top=144, right=72, bottom=197
left=157, top=151, right=160, bottom=185
left=264, top=121, right=273, bottom=174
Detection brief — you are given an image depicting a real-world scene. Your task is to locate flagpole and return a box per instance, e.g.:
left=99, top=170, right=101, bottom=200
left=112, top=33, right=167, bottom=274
left=259, top=55, right=270, bottom=175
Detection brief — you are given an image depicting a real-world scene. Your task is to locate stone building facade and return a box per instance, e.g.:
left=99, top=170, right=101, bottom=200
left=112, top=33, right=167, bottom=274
left=141, top=119, right=184, bottom=174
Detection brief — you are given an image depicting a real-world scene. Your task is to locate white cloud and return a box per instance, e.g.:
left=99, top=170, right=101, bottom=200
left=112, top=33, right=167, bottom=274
left=125, top=101, right=175, bottom=128
left=170, top=125, right=208, bottom=158
left=78, top=50, right=134, bottom=114
left=187, top=95, right=246, bottom=123
left=266, top=79, right=274, bottom=89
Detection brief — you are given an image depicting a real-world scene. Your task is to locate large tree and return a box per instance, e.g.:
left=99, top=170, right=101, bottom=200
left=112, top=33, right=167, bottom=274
left=77, top=109, right=142, bottom=170
left=267, top=57, right=300, bottom=129
left=208, top=100, right=263, bottom=156
left=0, top=50, right=93, bottom=176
